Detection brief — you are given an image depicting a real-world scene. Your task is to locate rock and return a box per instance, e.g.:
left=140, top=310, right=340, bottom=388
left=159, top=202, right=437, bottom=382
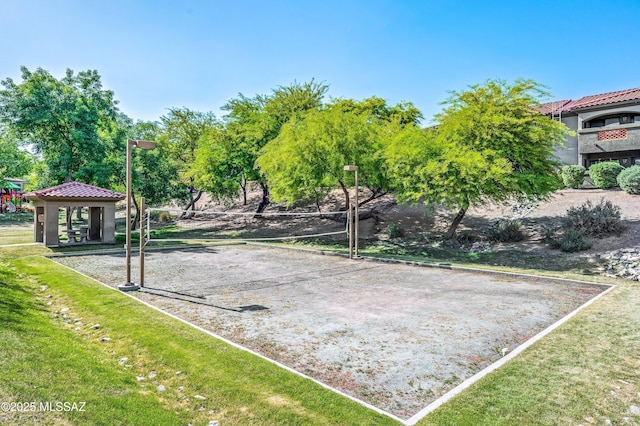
left=74, top=327, right=80, bottom=331
left=91, top=324, right=100, bottom=329
left=157, top=385, right=166, bottom=392
left=40, top=286, right=47, bottom=292
left=630, top=405, right=640, bottom=416
left=60, top=307, right=70, bottom=313
left=136, top=376, right=146, bottom=381
left=148, top=371, right=157, bottom=379
left=46, top=295, right=53, bottom=298
left=177, top=386, right=184, bottom=392
left=209, top=422, right=219, bottom=426
left=119, top=357, right=128, bottom=366
left=100, top=337, right=111, bottom=342
left=600, top=249, right=640, bottom=281
left=175, top=371, right=182, bottom=375
left=194, top=395, right=206, bottom=400
left=611, top=390, right=618, bottom=397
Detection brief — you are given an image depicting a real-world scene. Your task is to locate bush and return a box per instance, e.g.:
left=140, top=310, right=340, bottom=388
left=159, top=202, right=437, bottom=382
left=487, top=219, right=526, bottom=242
left=546, top=227, right=591, bottom=252
left=617, top=165, right=640, bottom=194
left=150, top=210, right=174, bottom=222
left=387, top=221, right=404, bottom=238
left=589, top=161, right=624, bottom=188
left=561, top=165, right=586, bottom=188
left=562, top=199, right=622, bottom=236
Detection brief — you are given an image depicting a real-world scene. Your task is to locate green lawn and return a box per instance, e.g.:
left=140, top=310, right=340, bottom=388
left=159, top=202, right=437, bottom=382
left=2, top=235, right=639, bottom=425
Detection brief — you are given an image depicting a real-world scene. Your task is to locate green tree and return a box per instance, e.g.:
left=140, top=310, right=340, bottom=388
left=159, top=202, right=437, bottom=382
left=0, top=67, right=118, bottom=186
left=387, top=79, right=569, bottom=240
left=109, top=118, right=184, bottom=229
left=257, top=97, right=419, bottom=210
left=191, top=125, right=245, bottom=204
left=0, top=127, right=33, bottom=178
left=222, top=80, right=328, bottom=212
left=159, top=108, right=219, bottom=215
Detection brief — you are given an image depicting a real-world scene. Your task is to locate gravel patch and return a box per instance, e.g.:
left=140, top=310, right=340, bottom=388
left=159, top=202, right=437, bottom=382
left=53, top=244, right=608, bottom=419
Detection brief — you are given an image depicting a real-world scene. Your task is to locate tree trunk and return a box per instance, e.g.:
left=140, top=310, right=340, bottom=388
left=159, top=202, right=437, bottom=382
left=240, top=175, right=248, bottom=206
left=338, top=179, right=350, bottom=210
left=180, top=190, right=203, bottom=219
left=76, top=206, right=82, bottom=220
left=444, top=207, right=467, bottom=241
left=66, top=207, right=73, bottom=230
left=255, top=182, right=269, bottom=214
left=359, top=187, right=386, bottom=207
left=131, top=196, right=139, bottom=231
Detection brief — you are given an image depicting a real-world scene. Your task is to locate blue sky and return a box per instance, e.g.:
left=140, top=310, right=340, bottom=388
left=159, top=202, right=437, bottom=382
left=2, top=0, right=639, bottom=125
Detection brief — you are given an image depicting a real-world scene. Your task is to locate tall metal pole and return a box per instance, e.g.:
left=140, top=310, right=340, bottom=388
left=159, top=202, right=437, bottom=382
left=125, top=139, right=133, bottom=284
left=354, top=167, right=359, bottom=258
left=343, top=165, right=360, bottom=259
left=120, top=139, right=155, bottom=292
left=119, top=139, right=139, bottom=291
left=348, top=204, right=354, bottom=259
left=139, top=196, right=145, bottom=288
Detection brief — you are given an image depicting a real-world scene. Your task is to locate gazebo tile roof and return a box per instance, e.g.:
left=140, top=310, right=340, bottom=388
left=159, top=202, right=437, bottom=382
left=30, top=182, right=125, bottom=200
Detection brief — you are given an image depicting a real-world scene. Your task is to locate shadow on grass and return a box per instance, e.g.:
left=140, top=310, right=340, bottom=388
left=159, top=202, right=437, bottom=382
left=0, top=212, right=34, bottom=224
left=0, top=267, right=41, bottom=332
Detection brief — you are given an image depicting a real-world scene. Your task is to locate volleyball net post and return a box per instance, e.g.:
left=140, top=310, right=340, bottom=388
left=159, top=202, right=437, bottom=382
left=139, top=196, right=146, bottom=288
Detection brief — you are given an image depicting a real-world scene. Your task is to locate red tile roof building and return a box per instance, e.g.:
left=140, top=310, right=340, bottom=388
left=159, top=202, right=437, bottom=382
left=541, top=87, right=640, bottom=169
left=28, top=181, right=125, bottom=200
left=25, top=182, right=125, bottom=247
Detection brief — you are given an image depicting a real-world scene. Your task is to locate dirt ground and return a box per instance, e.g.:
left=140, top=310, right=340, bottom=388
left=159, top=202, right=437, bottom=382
left=368, top=188, right=640, bottom=254
left=187, top=187, right=639, bottom=257
left=53, top=245, right=608, bottom=419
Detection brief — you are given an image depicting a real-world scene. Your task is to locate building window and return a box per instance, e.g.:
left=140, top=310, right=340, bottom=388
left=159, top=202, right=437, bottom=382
left=584, top=113, right=635, bottom=128
left=584, top=118, right=605, bottom=128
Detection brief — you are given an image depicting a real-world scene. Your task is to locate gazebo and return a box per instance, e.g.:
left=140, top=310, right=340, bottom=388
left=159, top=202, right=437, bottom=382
left=25, top=182, right=126, bottom=247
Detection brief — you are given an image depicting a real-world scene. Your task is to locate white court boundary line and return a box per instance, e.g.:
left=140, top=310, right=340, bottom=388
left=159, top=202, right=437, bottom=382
left=48, top=252, right=616, bottom=425
left=405, top=282, right=616, bottom=425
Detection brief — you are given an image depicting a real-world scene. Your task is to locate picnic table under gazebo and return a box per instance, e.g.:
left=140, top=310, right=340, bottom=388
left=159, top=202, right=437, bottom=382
left=24, top=181, right=125, bottom=247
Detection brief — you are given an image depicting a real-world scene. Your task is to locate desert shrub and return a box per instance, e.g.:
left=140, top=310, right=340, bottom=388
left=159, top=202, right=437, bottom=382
left=387, top=221, right=404, bottom=238
left=561, top=165, right=586, bottom=188
left=487, top=219, right=526, bottom=242
left=562, top=199, right=622, bottom=236
left=149, top=210, right=172, bottom=222
left=546, top=227, right=591, bottom=252
left=617, top=165, right=640, bottom=194
left=589, top=161, right=624, bottom=188
left=158, top=211, right=174, bottom=222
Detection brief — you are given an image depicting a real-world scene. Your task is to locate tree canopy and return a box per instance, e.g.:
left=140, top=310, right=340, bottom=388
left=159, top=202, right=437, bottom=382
left=0, top=67, right=118, bottom=186
left=387, top=79, right=570, bottom=239
left=220, top=80, right=329, bottom=212
left=159, top=107, right=220, bottom=213
left=257, top=97, right=420, bottom=210
left=0, top=128, right=33, bottom=178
